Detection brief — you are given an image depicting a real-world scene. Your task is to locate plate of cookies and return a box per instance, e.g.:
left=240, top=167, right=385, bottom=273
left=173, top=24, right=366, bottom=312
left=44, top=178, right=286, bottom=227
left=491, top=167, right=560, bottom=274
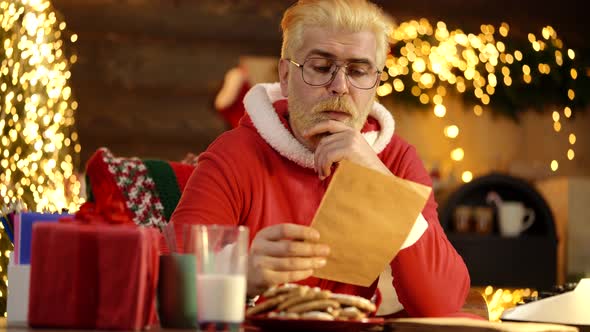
left=245, top=284, right=384, bottom=332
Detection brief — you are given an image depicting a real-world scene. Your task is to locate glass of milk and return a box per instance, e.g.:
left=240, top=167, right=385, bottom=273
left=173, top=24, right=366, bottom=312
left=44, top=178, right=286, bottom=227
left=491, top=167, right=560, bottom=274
left=190, top=225, right=248, bottom=330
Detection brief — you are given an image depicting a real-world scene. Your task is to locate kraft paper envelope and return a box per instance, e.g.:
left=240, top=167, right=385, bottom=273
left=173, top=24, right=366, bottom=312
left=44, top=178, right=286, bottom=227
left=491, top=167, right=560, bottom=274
left=310, top=160, right=431, bottom=286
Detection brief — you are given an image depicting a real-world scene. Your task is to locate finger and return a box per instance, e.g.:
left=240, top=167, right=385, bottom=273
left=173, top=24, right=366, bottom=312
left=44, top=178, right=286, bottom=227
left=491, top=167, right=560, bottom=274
left=303, top=120, right=350, bottom=138
left=316, top=130, right=348, bottom=146
left=314, top=133, right=342, bottom=177
left=255, top=239, right=330, bottom=258
left=320, top=149, right=346, bottom=179
left=257, top=256, right=327, bottom=271
left=315, top=139, right=348, bottom=179
left=256, top=223, right=320, bottom=242
left=262, top=268, right=315, bottom=285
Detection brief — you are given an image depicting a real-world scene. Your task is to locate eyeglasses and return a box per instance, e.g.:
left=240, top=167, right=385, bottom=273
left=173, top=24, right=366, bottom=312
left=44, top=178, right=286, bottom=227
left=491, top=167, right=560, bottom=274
left=288, top=57, right=381, bottom=90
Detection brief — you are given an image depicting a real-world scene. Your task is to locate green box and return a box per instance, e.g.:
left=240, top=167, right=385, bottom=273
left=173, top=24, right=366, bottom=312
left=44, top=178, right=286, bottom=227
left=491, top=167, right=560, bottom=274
left=157, top=254, right=197, bottom=328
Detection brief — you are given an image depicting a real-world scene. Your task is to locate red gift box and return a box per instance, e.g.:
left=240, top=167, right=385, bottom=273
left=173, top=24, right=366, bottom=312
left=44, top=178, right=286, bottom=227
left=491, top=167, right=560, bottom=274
left=28, top=222, right=160, bottom=330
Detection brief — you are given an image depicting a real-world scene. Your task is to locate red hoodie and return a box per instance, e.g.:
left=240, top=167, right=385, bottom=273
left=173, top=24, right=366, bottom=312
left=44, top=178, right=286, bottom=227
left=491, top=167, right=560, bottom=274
left=171, top=83, right=470, bottom=317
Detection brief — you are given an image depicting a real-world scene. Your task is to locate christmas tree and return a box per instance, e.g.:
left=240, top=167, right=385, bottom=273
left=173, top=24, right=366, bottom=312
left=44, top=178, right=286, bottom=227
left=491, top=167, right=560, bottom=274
left=1, top=0, right=84, bottom=315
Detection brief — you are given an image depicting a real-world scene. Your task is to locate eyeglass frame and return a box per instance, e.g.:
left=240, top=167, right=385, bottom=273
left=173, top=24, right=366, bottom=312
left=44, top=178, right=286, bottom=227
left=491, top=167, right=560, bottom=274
left=287, top=57, right=382, bottom=90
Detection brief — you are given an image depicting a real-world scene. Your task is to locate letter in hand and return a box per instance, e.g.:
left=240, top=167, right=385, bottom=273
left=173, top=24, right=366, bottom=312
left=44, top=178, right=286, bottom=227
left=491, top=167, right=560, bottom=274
left=247, top=223, right=330, bottom=296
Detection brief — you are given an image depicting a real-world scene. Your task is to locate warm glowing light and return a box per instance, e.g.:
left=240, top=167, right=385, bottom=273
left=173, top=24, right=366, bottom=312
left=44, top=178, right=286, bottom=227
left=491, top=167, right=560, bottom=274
left=384, top=19, right=583, bottom=174
left=461, top=171, right=473, bottom=183
left=377, top=83, right=393, bottom=97
left=392, top=79, right=404, bottom=92
left=567, top=49, right=575, bottom=60
left=567, top=89, right=575, bottom=100
left=433, top=104, right=446, bottom=117
left=411, top=86, right=421, bottom=96
left=499, top=23, right=509, bottom=37
left=444, top=125, right=459, bottom=138
left=419, top=93, right=430, bottom=104
left=555, top=50, right=563, bottom=66
left=473, top=105, right=483, bottom=116
left=527, top=33, right=536, bottom=43
left=481, top=286, right=539, bottom=321
left=570, top=69, right=578, bottom=79
left=1, top=0, right=84, bottom=213
left=567, top=149, right=575, bottom=160
left=432, top=95, right=443, bottom=105
left=569, top=133, right=576, bottom=145
left=451, top=148, right=464, bottom=161
left=551, top=160, right=559, bottom=172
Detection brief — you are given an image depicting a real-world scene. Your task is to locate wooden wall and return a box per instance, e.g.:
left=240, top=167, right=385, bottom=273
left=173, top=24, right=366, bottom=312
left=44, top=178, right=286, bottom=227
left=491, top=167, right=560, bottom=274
left=52, top=0, right=286, bottom=166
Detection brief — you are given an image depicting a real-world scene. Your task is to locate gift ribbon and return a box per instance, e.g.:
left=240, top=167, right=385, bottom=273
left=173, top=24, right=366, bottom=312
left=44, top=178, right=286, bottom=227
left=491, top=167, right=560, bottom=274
left=71, top=193, right=132, bottom=225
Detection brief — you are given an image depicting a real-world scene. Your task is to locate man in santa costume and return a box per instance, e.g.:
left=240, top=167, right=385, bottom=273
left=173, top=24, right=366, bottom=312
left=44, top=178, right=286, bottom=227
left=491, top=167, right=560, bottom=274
left=171, top=0, right=470, bottom=317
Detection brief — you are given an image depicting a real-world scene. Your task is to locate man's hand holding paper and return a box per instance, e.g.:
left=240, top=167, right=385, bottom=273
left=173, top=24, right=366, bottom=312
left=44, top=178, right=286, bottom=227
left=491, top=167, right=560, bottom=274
left=247, top=223, right=331, bottom=296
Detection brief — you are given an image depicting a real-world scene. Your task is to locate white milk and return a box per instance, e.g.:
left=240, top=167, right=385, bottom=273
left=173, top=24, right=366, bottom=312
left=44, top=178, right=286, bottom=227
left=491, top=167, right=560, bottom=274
left=197, top=274, right=247, bottom=323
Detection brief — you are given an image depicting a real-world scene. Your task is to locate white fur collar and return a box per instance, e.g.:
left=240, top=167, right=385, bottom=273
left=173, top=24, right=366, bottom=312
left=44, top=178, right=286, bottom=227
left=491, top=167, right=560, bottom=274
left=243, top=83, right=395, bottom=169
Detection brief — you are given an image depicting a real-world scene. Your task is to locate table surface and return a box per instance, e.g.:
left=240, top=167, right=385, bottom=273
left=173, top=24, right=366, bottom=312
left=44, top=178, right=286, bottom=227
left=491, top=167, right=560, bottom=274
left=1, top=318, right=584, bottom=332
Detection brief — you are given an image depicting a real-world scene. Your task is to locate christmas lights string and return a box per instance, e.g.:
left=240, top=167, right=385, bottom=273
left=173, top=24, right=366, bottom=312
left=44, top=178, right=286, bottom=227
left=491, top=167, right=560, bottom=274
left=378, top=19, right=587, bottom=182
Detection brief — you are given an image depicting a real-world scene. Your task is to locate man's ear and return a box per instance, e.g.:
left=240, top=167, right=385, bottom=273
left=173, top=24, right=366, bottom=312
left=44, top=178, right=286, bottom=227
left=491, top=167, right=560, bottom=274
left=278, top=58, right=290, bottom=97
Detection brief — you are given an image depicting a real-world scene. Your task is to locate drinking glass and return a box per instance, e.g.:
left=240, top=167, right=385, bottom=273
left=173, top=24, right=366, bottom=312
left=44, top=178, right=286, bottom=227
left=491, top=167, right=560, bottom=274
left=188, top=224, right=249, bottom=331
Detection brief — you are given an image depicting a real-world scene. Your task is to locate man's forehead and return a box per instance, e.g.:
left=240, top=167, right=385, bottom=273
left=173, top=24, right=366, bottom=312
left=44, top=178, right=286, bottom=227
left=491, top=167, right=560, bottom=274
left=297, top=26, right=377, bottom=63
left=305, top=49, right=373, bottom=64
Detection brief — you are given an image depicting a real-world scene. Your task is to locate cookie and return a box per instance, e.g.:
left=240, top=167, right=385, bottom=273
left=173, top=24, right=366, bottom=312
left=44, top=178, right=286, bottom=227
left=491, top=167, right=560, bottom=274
left=301, top=311, right=335, bottom=320
left=268, top=311, right=300, bottom=319
left=262, top=283, right=299, bottom=298
left=277, top=288, right=331, bottom=311
left=326, top=307, right=341, bottom=318
left=338, top=306, right=366, bottom=320
left=329, top=293, right=376, bottom=312
left=246, top=293, right=290, bottom=316
left=286, top=299, right=340, bottom=314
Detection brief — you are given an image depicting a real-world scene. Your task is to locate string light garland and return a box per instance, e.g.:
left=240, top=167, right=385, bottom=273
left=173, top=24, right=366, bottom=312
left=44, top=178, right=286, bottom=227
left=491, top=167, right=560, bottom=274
left=1, top=0, right=83, bottom=315
left=378, top=19, right=589, bottom=181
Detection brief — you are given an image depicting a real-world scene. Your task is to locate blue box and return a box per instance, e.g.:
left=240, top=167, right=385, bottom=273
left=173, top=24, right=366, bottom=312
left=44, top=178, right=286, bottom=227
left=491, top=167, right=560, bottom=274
left=14, top=212, right=72, bottom=264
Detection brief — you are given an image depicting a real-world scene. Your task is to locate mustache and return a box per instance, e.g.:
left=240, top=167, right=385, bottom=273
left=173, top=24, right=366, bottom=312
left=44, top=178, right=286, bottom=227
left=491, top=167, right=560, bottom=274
left=311, top=97, right=357, bottom=116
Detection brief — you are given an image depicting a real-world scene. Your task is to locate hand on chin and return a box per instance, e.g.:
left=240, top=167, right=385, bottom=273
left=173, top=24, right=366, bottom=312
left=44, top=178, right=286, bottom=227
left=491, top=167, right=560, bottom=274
left=304, top=116, right=350, bottom=150
left=303, top=119, right=390, bottom=179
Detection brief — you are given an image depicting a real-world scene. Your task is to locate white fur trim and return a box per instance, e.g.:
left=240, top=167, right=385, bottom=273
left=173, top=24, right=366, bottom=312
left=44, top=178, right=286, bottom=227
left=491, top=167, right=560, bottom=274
left=376, top=265, right=404, bottom=315
left=243, top=83, right=395, bottom=169
left=400, top=213, right=429, bottom=249
left=376, top=213, right=428, bottom=316
left=363, top=131, right=378, bottom=147
left=369, top=101, right=395, bottom=154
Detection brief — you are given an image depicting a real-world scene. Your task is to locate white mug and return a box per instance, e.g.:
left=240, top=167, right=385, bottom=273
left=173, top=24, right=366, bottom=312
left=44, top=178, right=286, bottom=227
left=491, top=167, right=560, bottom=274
left=497, top=201, right=535, bottom=237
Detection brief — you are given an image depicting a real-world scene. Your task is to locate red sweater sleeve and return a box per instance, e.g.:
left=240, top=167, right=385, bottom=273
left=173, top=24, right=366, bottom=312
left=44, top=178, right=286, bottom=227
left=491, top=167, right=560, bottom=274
left=389, top=144, right=470, bottom=317
left=169, top=136, right=249, bottom=251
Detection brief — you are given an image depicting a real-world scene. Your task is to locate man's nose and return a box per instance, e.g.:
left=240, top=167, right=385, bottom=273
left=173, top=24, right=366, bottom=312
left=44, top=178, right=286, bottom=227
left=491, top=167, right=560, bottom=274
left=328, top=67, right=349, bottom=96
